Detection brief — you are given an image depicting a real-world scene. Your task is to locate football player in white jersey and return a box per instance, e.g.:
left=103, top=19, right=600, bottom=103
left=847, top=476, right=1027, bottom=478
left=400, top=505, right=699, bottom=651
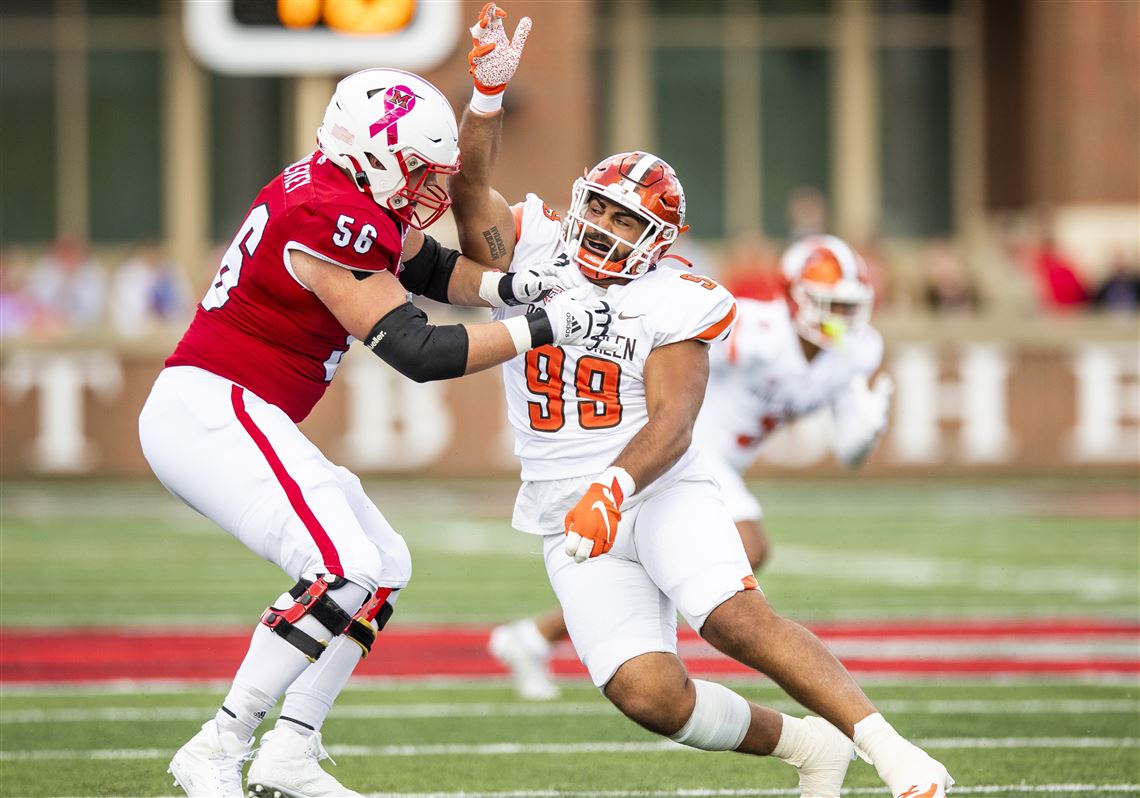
left=451, top=6, right=952, bottom=798
left=693, top=234, right=894, bottom=570
left=489, top=236, right=892, bottom=694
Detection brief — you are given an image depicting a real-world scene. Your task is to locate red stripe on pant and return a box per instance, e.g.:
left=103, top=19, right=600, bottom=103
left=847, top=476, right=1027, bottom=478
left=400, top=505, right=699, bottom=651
left=230, top=384, right=344, bottom=577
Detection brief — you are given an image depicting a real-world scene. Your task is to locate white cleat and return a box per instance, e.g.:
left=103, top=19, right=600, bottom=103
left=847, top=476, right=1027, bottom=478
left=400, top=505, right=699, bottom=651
left=874, top=745, right=954, bottom=798
left=488, top=621, right=560, bottom=701
left=795, top=716, right=856, bottom=798
left=168, top=719, right=251, bottom=798
left=247, top=726, right=362, bottom=798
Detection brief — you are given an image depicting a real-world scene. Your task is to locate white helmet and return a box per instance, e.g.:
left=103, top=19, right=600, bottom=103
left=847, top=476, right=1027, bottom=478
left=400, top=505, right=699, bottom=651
left=317, top=68, right=460, bottom=229
left=780, top=234, right=873, bottom=349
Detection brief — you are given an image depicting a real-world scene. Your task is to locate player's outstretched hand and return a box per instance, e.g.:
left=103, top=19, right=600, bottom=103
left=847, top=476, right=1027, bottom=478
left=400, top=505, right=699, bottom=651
left=541, top=293, right=616, bottom=351
left=469, top=3, right=532, bottom=96
left=564, top=467, right=635, bottom=562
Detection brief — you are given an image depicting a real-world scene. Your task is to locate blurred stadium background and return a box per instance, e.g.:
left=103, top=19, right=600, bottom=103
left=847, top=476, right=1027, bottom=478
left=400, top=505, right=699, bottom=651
left=0, top=0, right=1137, bottom=796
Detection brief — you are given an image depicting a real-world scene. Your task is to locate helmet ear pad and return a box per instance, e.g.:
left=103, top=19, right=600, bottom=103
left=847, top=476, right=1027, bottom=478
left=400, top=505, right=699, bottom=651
left=316, top=68, right=460, bottom=229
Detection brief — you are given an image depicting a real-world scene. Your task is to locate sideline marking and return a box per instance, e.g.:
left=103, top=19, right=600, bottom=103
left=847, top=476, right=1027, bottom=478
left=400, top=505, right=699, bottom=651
left=2, top=671, right=1138, bottom=695
left=3, top=699, right=1138, bottom=725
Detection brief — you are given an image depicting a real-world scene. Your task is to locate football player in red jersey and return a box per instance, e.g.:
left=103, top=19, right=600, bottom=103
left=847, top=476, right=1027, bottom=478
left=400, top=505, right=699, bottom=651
left=139, top=68, right=610, bottom=798
left=453, top=6, right=953, bottom=798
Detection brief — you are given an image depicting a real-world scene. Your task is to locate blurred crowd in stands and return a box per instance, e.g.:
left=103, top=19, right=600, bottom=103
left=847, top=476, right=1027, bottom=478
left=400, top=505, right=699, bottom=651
left=1, top=189, right=1137, bottom=343
left=0, top=236, right=192, bottom=341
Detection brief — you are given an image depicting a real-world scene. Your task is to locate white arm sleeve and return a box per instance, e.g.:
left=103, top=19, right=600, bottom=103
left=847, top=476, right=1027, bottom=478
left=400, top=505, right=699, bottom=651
left=830, top=375, right=890, bottom=468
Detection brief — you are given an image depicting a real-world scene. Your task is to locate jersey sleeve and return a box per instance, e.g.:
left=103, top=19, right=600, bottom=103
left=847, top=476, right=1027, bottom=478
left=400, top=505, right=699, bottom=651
left=509, top=193, right=563, bottom=275
left=651, top=271, right=738, bottom=348
left=284, top=201, right=404, bottom=278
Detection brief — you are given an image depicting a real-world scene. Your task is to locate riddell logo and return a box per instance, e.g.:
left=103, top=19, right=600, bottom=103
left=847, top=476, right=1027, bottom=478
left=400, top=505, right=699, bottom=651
left=367, top=330, right=386, bottom=348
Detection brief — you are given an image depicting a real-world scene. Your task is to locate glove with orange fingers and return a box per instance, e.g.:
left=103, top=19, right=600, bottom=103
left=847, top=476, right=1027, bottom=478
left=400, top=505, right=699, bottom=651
left=468, top=2, right=532, bottom=113
left=564, top=467, right=636, bottom=563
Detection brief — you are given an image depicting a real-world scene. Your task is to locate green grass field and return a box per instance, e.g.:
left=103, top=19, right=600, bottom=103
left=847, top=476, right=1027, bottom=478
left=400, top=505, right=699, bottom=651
left=1, top=476, right=1138, bottom=796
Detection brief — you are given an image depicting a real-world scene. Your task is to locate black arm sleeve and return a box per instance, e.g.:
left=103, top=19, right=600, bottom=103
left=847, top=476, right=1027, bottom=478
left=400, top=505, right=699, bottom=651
left=398, top=234, right=461, bottom=304
left=363, top=302, right=469, bottom=383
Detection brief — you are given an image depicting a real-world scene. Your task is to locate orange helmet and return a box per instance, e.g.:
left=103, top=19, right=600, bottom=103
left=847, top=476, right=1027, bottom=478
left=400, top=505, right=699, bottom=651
left=561, top=152, right=690, bottom=279
left=781, top=235, right=873, bottom=348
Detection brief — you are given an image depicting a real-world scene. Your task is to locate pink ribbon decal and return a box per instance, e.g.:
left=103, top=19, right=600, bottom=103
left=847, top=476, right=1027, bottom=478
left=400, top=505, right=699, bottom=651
left=369, top=85, right=416, bottom=146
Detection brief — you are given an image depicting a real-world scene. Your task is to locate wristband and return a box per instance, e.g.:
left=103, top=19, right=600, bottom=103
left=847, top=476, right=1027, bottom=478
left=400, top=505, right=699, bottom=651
left=597, top=466, right=636, bottom=505
left=525, top=309, right=554, bottom=347
left=501, top=314, right=535, bottom=355
left=470, top=87, right=504, bottom=114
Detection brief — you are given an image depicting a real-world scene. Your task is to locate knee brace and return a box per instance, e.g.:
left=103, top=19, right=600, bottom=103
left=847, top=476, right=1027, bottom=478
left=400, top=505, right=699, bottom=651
left=669, top=679, right=751, bottom=752
left=260, top=575, right=369, bottom=662
left=343, top=586, right=395, bottom=658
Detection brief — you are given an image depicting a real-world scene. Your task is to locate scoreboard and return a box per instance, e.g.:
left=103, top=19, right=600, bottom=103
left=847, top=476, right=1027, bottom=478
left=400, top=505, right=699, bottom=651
left=184, top=0, right=461, bottom=75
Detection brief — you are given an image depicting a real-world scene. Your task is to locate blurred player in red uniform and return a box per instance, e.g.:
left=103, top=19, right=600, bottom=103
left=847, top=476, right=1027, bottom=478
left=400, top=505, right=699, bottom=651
left=139, top=67, right=610, bottom=798
left=454, top=6, right=953, bottom=798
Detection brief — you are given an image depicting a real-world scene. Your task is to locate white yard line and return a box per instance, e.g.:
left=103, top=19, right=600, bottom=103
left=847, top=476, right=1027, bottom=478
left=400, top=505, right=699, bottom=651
left=775, top=545, right=1138, bottom=601
left=355, top=788, right=1140, bottom=798
left=41, top=787, right=1140, bottom=798
left=3, top=671, right=1138, bottom=696
left=3, top=698, right=1138, bottom=725
left=1, top=738, right=1136, bottom=761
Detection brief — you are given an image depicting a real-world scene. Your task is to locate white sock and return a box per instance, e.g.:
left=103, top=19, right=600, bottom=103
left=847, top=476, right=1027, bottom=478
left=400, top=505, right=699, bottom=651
left=278, top=632, right=367, bottom=736
left=770, top=713, right=813, bottom=765
left=216, top=681, right=276, bottom=742
left=852, top=712, right=905, bottom=765
left=512, top=619, right=553, bottom=658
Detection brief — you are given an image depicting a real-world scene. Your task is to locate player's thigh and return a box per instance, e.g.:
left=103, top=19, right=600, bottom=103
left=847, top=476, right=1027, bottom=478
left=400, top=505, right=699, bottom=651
left=634, top=478, right=756, bottom=634
left=336, top=465, right=412, bottom=594
left=139, top=368, right=385, bottom=588
left=543, top=532, right=677, bottom=689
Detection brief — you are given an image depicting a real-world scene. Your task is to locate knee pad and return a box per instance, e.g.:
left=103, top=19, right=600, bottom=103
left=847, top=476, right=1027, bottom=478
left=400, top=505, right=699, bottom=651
left=343, top=586, right=396, bottom=658
left=260, top=575, right=367, bottom=662
left=669, top=679, right=751, bottom=752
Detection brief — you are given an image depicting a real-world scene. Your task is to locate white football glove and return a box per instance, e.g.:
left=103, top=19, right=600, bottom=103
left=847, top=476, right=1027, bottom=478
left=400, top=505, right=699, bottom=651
left=541, top=292, right=617, bottom=353
left=863, top=373, right=895, bottom=433
left=833, top=373, right=894, bottom=468
left=479, top=258, right=586, bottom=308
left=468, top=3, right=532, bottom=96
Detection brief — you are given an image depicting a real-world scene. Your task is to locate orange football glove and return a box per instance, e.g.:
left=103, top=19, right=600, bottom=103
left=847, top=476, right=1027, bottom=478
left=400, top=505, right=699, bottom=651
left=468, top=2, right=532, bottom=96
left=564, top=467, right=636, bottom=562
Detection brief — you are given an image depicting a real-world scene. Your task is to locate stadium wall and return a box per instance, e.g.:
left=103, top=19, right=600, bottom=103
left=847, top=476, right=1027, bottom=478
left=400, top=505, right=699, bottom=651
left=1, top=321, right=1135, bottom=478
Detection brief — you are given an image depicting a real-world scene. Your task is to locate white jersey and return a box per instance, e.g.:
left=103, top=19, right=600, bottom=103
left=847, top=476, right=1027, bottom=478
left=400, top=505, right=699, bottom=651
left=692, top=297, right=883, bottom=472
left=495, top=193, right=737, bottom=483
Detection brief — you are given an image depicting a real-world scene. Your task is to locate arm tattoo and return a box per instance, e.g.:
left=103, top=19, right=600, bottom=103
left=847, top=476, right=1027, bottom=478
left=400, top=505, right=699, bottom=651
left=482, top=226, right=507, bottom=261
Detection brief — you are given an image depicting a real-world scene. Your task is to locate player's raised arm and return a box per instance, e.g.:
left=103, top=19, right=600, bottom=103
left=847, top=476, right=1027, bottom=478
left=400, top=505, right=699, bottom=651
left=449, top=3, right=531, bottom=270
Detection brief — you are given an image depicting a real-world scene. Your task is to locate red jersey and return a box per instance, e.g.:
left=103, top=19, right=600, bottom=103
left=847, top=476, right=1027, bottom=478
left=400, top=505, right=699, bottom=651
left=168, top=151, right=405, bottom=422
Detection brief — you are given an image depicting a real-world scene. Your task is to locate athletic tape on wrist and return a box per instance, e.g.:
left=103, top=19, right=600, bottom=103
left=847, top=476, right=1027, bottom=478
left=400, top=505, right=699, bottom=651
left=501, top=315, right=533, bottom=355
left=597, top=465, right=636, bottom=504
left=470, top=87, right=504, bottom=114
left=479, top=270, right=508, bottom=308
